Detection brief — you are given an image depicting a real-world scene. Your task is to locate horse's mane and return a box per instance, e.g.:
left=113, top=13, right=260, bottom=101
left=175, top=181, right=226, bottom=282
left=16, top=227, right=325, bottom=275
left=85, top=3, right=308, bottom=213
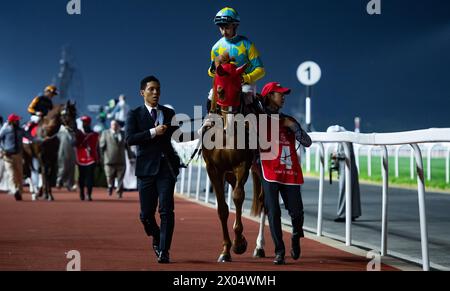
left=214, top=51, right=235, bottom=68
left=41, top=104, right=64, bottom=137
left=46, top=104, right=63, bottom=120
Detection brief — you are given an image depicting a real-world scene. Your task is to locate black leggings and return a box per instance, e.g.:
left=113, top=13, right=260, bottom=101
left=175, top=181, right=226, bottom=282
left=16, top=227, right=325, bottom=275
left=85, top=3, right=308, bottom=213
left=78, top=164, right=96, bottom=197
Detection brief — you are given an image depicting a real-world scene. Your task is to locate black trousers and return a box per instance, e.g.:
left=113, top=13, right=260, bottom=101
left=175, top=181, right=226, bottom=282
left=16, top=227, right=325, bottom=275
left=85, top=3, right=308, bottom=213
left=262, top=179, right=305, bottom=257
left=138, top=158, right=176, bottom=253
left=78, top=164, right=96, bottom=198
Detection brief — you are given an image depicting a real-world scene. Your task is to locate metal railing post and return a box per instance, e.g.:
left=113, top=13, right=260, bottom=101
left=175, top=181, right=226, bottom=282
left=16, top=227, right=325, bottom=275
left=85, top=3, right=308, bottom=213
left=368, top=146, right=373, bottom=177
left=180, top=167, right=186, bottom=194
left=427, top=145, right=433, bottom=182
left=381, top=146, right=389, bottom=256
left=446, top=146, right=450, bottom=184
left=410, top=143, right=430, bottom=271
left=395, top=145, right=401, bottom=178
left=343, top=142, right=352, bottom=246
left=317, top=142, right=325, bottom=236
left=315, top=145, right=320, bottom=173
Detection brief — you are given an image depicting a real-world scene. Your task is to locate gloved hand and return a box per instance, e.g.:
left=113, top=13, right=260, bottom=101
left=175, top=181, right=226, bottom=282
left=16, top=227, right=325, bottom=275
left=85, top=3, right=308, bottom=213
left=30, top=115, right=41, bottom=123
left=197, top=118, right=213, bottom=136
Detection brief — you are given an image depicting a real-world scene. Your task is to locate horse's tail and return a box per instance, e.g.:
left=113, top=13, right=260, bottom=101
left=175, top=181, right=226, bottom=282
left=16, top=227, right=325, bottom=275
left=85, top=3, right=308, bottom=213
left=250, top=167, right=264, bottom=217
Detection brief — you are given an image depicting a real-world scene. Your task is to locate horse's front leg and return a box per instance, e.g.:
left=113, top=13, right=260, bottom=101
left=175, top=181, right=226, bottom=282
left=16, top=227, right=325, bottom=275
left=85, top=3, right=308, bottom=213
left=207, top=166, right=232, bottom=262
left=253, top=212, right=266, bottom=258
left=231, top=166, right=249, bottom=255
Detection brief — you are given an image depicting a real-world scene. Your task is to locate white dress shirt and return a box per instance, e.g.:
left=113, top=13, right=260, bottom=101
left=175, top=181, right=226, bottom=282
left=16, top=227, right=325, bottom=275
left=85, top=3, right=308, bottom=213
left=144, top=103, right=164, bottom=139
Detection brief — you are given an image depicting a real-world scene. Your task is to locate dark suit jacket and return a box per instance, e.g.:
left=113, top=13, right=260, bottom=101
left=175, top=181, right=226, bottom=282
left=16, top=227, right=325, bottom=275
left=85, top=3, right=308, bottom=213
left=125, top=104, right=183, bottom=178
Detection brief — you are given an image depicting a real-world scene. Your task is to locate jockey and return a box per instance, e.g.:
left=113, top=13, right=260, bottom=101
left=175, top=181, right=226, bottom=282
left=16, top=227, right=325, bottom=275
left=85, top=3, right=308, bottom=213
left=258, top=82, right=311, bottom=265
left=207, top=7, right=265, bottom=114
left=25, top=85, right=58, bottom=137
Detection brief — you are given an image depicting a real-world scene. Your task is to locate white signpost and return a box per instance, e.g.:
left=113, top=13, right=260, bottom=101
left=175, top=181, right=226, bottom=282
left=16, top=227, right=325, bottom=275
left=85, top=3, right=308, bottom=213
left=297, top=61, right=321, bottom=172
left=297, top=61, right=321, bottom=131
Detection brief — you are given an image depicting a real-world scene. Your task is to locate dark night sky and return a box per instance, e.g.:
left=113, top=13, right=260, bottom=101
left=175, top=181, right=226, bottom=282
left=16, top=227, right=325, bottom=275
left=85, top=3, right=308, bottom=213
left=1, top=0, right=449, bottom=132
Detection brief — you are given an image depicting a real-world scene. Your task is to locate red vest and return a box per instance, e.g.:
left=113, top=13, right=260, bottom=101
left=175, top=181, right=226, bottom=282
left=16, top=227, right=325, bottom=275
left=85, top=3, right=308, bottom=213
left=214, top=63, right=242, bottom=107
left=261, top=126, right=304, bottom=185
left=76, top=132, right=99, bottom=166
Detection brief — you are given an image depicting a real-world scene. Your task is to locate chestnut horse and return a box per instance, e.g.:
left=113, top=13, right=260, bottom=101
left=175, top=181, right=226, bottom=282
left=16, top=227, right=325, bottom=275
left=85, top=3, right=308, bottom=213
left=202, top=56, right=265, bottom=262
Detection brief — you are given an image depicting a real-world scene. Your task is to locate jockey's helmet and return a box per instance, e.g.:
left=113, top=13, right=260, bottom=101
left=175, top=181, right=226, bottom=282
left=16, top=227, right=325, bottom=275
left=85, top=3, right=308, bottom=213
left=214, top=7, right=240, bottom=25
left=44, top=85, right=59, bottom=95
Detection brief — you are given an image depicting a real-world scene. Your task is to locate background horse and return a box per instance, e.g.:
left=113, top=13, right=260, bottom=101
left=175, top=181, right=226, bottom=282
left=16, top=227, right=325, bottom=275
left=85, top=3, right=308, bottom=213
left=202, top=57, right=265, bottom=262
left=23, top=101, right=77, bottom=201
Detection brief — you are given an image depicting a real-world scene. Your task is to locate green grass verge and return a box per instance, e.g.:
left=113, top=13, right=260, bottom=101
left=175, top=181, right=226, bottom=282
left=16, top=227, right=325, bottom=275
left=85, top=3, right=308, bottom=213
left=303, top=154, right=450, bottom=192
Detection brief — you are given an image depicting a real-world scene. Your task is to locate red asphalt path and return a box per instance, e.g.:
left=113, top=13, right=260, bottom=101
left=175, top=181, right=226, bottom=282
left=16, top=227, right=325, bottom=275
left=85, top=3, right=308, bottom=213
left=0, top=188, right=397, bottom=271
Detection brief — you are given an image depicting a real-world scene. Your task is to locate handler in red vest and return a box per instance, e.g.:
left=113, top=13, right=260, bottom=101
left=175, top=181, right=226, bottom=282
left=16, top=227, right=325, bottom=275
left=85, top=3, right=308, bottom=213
left=259, top=82, right=312, bottom=265
left=75, top=116, right=99, bottom=201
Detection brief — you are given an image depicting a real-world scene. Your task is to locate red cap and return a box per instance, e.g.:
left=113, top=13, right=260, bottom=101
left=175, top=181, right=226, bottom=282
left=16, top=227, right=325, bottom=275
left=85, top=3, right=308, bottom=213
left=261, top=82, right=291, bottom=97
left=7, top=114, right=21, bottom=123
left=80, top=116, right=92, bottom=125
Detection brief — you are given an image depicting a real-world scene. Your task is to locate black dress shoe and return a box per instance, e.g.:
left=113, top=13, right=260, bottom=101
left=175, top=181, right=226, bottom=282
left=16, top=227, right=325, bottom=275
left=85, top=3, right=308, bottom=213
left=107, top=187, right=113, bottom=196
left=273, top=254, right=285, bottom=265
left=291, top=238, right=301, bottom=260
left=158, top=251, right=170, bottom=264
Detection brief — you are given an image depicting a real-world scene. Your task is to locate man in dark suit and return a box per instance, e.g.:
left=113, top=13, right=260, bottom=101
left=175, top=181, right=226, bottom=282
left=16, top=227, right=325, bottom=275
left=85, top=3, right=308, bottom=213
left=126, top=75, right=193, bottom=264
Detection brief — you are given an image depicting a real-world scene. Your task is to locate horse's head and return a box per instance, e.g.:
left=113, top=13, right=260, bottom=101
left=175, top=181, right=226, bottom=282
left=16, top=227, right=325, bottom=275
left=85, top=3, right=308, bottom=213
left=61, top=100, right=77, bottom=131
left=214, top=62, right=247, bottom=104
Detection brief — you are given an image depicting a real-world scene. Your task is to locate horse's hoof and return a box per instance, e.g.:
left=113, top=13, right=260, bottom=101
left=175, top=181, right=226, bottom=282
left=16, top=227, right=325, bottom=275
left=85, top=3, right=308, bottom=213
left=31, top=194, right=37, bottom=201
left=232, top=237, right=247, bottom=255
left=48, top=196, right=54, bottom=201
left=217, top=253, right=232, bottom=263
left=253, top=248, right=266, bottom=258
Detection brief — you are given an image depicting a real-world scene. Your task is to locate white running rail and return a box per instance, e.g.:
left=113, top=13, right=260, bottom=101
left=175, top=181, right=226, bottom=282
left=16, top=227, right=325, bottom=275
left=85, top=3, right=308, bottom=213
left=309, top=128, right=450, bottom=271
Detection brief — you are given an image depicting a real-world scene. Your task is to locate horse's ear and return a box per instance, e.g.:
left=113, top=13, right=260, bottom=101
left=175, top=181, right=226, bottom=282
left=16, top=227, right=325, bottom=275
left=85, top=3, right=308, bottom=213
left=216, top=64, right=228, bottom=77
left=236, top=63, right=248, bottom=76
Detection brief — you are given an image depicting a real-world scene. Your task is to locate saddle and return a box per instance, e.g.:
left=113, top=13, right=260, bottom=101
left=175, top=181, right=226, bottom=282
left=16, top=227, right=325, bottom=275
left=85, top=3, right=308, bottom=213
left=22, top=122, right=39, bottom=144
